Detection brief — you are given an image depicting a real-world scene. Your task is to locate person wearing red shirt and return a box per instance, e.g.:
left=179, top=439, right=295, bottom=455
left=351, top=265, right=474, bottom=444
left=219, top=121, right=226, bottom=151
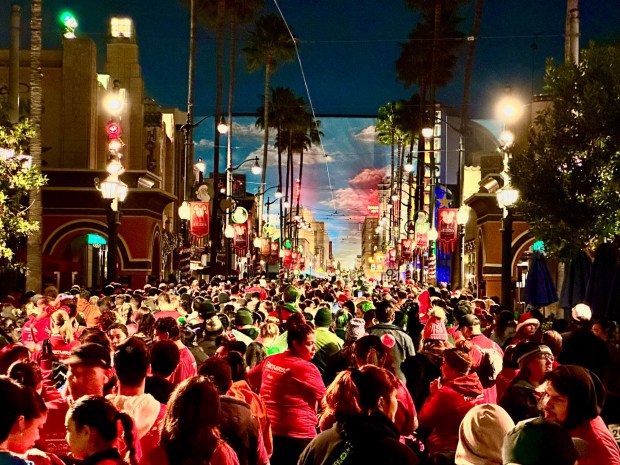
left=247, top=314, right=325, bottom=465
left=49, top=309, right=80, bottom=361
left=458, top=314, right=504, bottom=403
left=39, top=343, right=113, bottom=459
left=418, top=341, right=484, bottom=463
left=153, top=317, right=196, bottom=386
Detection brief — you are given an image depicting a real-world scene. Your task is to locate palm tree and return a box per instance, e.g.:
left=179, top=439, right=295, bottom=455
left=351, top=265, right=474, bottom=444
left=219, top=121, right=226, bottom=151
left=185, top=0, right=262, bottom=271
left=26, top=0, right=43, bottom=293
left=377, top=102, right=399, bottom=197
left=243, top=14, right=296, bottom=230
left=397, top=1, right=465, bottom=215
left=292, top=111, right=322, bottom=216
left=256, top=87, right=302, bottom=195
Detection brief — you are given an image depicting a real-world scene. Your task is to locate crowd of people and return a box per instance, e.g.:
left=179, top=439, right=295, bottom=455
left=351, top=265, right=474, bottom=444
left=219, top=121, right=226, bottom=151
left=0, top=275, right=619, bottom=465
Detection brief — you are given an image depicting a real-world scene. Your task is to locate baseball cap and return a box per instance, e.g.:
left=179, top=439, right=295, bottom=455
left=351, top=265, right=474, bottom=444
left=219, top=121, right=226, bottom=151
left=62, top=343, right=111, bottom=369
left=502, top=417, right=585, bottom=465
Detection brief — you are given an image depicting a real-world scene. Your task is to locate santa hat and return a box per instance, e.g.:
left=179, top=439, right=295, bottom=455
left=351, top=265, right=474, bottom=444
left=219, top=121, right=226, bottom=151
left=423, top=307, right=448, bottom=341
left=516, top=312, right=540, bottom=334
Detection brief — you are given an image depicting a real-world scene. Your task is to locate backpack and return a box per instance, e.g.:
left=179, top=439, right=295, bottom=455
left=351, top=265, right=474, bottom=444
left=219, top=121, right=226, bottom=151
left=476, top=346, right=503, bottom=388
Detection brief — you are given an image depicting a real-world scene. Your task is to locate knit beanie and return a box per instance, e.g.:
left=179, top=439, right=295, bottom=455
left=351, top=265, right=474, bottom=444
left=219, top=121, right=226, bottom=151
left=456, top=404, right=515, bottom=465
left=345, top=318, right=366, bottom=342
left=423, top=307, right=448, bottom=341
left=444, top=347, right=472, bottom=375
left=514, top=342, right=553, bottom=369
left=315, top=307, right=333, bottom=328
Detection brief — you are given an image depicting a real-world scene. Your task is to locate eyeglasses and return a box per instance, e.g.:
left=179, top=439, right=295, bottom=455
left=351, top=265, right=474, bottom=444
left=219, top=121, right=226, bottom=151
left=536, top=353, right=554, bottom=362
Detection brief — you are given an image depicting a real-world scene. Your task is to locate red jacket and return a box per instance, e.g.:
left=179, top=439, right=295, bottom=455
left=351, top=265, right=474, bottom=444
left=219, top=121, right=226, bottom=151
left=570, top=416, right=620, bottom=465
left=247, top=351, right=325, bottom=439
left=468, top=333, right=504, bottom=404
left=418, top=373, right=484, bottom=455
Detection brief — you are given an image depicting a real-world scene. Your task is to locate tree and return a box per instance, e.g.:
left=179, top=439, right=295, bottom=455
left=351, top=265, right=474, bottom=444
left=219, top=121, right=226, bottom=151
left=0, top=118, right=47, bottom=273
left=26, top=0, right=43, bottom=292
left=185, top=0, right=263, bottom=270
left=256, top=86, right=303, bottom=194
left=243, top=14, right=296, bottom=229
left=510, top=43, right=620, bottom=260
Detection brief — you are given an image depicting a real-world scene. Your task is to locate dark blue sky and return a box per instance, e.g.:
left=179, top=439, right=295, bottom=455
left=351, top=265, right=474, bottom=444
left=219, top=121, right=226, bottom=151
left=4, top=1, right=620, bottom=117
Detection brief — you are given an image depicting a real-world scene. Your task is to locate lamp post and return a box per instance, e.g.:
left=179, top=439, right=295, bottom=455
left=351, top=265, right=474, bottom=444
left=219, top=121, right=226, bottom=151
left=97, top=87, right=127, bottom=285
left=95, top=159, right=128, bottom=284
left=497, top=183, right=519, bottom=307
left=456, top=204, right=471, bottom=289
left=495, top=91, right=523, bottom=307
left=220, top=155, right=261, bottom=276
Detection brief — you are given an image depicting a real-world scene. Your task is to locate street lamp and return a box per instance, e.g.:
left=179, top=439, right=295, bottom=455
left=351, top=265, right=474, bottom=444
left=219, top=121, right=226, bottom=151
left=456, top=204, right=471, bottom=289
left=95, top=158, right=127, bottom=284
left=497, top=183, right=519, bottom=307
left=495, top=91, right=523, bottom=307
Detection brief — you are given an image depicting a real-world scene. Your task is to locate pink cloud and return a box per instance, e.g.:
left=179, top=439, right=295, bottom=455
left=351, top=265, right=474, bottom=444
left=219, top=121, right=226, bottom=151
left=328, top=187, right=379, bottom=216
left=349, top=167, right=387, bottom=189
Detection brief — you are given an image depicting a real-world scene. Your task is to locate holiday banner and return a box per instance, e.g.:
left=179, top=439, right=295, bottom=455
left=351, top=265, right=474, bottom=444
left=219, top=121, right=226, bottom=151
left=189, top=202, right=210, bottom=238
left=401, top=238, right=414, bottom=261
left=269, top=241, right=279, bottom=264
left=437, top=208, right=459, bottom=253
left=233, top=223, right=248, bottom=254
left=260, top=239, right=271, bottom=257
left=414, top=213, right=430, bottom=252
left=386, top=248, right=397, bottom=268
left=283, top=249, right=293, bottom=269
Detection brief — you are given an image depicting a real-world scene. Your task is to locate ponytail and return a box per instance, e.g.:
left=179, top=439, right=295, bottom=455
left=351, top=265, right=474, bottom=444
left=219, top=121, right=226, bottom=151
left=69, top=396, right=138, bottom=464
left=52, top=309, right=75, bottom=343
left=116, top=411, right=138, bottom=465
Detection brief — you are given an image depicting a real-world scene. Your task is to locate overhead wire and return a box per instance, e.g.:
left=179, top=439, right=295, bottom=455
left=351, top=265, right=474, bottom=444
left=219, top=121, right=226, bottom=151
left=272, top=0, right=337, bottom=213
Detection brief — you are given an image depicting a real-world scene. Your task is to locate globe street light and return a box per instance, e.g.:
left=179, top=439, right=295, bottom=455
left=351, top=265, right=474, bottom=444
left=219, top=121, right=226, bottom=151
left=495, top=90, right=523, bottom=307
left=95, top=158, right=127, bottom=284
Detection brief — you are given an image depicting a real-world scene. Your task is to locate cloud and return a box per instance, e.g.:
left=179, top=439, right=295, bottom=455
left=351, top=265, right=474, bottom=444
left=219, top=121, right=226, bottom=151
left=246, top=145, right=334, bottom=167
left=324, top=187, right=379, bottom=217
left=353, top=125, right=378, bottom=142
left=194, top=138, right=214, bottom=149
left=231, top=121, right=264, bottom=138
left=349, top=167, right=387, bottom=189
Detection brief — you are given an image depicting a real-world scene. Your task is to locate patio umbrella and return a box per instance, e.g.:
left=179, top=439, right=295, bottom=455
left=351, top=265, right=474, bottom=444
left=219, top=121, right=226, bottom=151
left=524, top=251, right=558, bottom=307
left=585, top=243, right=620, bottom=319
left=559, top=249, right=592, bottom=310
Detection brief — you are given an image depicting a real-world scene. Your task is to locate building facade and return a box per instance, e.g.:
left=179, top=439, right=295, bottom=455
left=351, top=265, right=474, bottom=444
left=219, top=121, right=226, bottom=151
left=0, top=17, right=183, bottom=292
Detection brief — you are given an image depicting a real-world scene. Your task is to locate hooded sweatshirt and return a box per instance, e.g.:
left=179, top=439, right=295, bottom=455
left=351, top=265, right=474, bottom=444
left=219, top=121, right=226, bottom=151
left=455, top=403, right=515, bottom=465
left=418, top=372, right=485, bottom=455
left=107, top=393, right=166, bottom=456
left=298, top=411, right=418, bottom=465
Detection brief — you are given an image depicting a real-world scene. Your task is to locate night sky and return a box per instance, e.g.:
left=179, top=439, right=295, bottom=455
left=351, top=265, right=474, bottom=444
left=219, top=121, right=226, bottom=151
left=2, top=0, right=619, bottom=267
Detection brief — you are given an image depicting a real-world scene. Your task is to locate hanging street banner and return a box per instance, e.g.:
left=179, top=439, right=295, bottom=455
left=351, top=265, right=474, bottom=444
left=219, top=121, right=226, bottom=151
left=401, top=238, right=414, bottom=261
left=189, top=201, right=210, bottom=238
left=233, top=222, right=249, bottom=254
left=437, top=208, right=459, bottom=253
left=270, top=241, right=280, bottom=264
